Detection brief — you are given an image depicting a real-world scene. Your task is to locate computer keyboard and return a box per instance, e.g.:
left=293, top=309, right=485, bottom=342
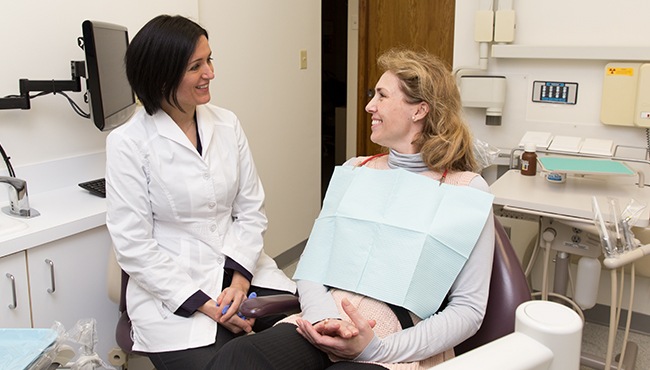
left=78, top=178, right=106, bottom=198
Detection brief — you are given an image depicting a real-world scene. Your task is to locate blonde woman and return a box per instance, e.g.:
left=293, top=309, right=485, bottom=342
left=208, top=49, right=495, bottom=370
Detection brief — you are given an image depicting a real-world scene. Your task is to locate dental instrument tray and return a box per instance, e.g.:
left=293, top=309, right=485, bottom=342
left=538, top=157, right=635, bottom=176
left=78, top=178, right=106, bottom=198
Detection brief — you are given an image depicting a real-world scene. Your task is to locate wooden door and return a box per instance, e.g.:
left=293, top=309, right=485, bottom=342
left=357, top=0, right=456, bottom=156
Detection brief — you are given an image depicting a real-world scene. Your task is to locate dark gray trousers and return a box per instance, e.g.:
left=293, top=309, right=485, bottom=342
left=145, top=281, right=290, bottom=370
left=205, top=323, right=387, bottom=370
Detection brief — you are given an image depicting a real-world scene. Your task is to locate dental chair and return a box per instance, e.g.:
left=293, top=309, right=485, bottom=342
left=454, top=217, right=532, bottom=355
left=240, top=218, right=533, bottom=355
left=106, top=250, right=140, bottom=362
left=108, top=218, right=532, bottom=364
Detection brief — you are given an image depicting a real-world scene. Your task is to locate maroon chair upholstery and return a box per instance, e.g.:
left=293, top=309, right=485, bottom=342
left=115, top=270, right=136, bottom=354
left=240, top=217, right=531, bottom=356
left=453, top=217, right=531, bottom=355
left=114, top=218, right=530, bottom=357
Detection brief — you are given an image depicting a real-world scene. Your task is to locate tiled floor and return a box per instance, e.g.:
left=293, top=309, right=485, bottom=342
left=581, top=321, right=649, bottom=370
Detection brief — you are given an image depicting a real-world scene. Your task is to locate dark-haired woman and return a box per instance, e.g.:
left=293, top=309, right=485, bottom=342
left=105, top=15, right=295, bottom=370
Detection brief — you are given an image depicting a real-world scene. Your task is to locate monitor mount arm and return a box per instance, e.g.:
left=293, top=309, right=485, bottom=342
left=0, top=60, right=86, bottom=110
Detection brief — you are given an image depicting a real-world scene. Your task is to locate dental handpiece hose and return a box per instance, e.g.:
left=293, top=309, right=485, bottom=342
left=603, top=244, right=650, bottom=270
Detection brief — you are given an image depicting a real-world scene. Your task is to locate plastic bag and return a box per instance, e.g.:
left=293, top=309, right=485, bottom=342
left=62, top=319, right=115, bottom=370
left=473, top=138, right=500, bottom=171
left=592, top=196, right=647, bottom=258
left=620, top=198, right=646, bottom=251
left=16, top=319, right=115, bottom=370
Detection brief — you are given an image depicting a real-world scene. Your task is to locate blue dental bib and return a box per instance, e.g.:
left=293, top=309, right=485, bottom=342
left=293, top=166, right=494, bottom=318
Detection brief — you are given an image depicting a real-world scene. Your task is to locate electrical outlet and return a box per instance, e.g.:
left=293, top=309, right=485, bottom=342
left=541, top=218, right=601, bottom=258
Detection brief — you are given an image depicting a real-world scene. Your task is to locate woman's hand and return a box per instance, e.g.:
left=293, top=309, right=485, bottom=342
left=197, top=299, right=255, bottom=334
left=217, top=312, right=256, bottom=334
left=200, top=271, right=255, bottom=333
left=295, top=298, right=376, bottom=360
left=216, top=271, right=250, bottom=320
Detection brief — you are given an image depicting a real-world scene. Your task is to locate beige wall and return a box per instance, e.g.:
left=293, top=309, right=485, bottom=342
left=199, top=1, right=322, bottom=256
left=0, top=1, right=198, bottom=166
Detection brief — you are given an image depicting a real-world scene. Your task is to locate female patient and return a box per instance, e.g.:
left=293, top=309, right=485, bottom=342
left=207, top=49, right=495, bottom=369
left=105, top=15, right=295, bottom=370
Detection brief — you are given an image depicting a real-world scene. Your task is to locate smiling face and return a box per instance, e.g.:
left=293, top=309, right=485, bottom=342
left=365, top=71, right=426, bottom=154
left=164, top=35, right=214, bottom=117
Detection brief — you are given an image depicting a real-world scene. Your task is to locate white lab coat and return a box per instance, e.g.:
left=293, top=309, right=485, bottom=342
left=105, top=104, right=296, bottom=353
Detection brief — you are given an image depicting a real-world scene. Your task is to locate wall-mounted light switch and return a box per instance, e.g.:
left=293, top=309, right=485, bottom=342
left=300, top=49, right=308, bottom=70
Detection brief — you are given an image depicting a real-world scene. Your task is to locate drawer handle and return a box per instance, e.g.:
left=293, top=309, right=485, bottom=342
left=6, top=273, right=17, bottom=309
left=45, top=259, right=56, bottom=294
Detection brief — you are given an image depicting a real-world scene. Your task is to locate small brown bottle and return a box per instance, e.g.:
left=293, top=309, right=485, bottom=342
left=520, top=143, right=537, bottom=176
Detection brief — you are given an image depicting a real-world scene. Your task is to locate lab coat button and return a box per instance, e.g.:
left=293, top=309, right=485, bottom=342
left=203, top=173, right=210, bottom=180
left=210, top=224, right=217, bottom=232
left=208, top=201, right=216, bottom=208
left=217, top=256, right=224, bottom=264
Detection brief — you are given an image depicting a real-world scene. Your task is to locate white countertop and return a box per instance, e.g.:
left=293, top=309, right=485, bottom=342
left=490, top=170, right=650, bottom=228
left=0, top=152, right=107, bottom=258
left=0, top=186, right=106, bottom=257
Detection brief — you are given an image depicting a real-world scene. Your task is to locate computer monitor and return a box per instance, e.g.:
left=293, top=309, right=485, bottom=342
left=82, top=20, right=136, bottom=132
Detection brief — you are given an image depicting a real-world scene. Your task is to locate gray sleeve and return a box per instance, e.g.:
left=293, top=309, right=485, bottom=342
left=297, top=280, right=341, bottom=324
left=355, top=176, right=495, bottom=363
left=295, top=156, right=360, bottom=323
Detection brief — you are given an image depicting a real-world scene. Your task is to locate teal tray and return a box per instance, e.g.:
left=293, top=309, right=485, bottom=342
left=538, top=157, right=635, bottom=176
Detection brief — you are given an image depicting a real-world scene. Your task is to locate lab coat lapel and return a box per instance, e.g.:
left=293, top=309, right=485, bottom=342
left=196, top=105, right=214, bottom=152
left=153, top=110, right=202, bottom=155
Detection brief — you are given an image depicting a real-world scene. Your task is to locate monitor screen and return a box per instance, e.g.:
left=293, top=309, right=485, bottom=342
left=82, top=20, right=136, bottom=132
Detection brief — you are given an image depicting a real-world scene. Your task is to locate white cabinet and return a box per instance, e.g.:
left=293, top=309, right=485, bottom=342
left=1, top=226, right=119, bottom=363
left=0, top=251, right=31, bottom=327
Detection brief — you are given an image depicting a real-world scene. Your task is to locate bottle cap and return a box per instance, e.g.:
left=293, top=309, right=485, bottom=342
left=524, top=142, right=536, bottom=152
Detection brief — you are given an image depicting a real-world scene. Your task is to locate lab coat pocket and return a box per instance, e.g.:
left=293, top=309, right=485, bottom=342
left=177, top=238, right=194, bottom=274
left=128, top=283, right=171, bottom=321
left=154, top=296, right=171, bottom=320
left=158, top=236, right=194, bottom=275
left=163, top=238, right=196, bottom=316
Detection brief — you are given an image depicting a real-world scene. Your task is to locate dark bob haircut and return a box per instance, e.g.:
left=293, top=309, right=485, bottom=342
left=125, top=15, right=208, bottom=115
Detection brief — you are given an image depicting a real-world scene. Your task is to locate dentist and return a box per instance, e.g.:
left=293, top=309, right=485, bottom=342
left=105, top=15, right=295, bottom=370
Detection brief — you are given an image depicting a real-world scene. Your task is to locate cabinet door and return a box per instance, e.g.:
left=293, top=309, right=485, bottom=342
left=0, top=251, right=31, bottom=327
left=27, top=226, right=119, bottom=362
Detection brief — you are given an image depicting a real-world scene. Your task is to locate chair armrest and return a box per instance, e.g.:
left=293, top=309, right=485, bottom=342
left=239, top=294, right=300, bottom=318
